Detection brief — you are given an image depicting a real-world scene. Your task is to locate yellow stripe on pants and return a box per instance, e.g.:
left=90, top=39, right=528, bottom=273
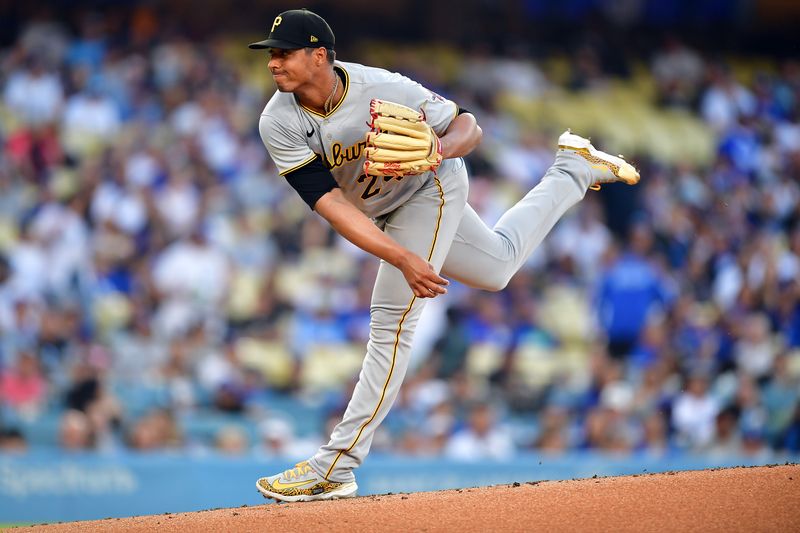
left=324, top=176, right=445, bottom=480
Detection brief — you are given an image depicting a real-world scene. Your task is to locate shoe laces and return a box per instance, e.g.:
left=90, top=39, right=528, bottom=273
left=284, top=461, right=312, bottom=480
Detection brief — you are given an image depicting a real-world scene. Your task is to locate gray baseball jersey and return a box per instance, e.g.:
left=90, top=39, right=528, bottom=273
left=259, top=60, right=459, bottom=219
left=257, top=59, right=600, bottom=484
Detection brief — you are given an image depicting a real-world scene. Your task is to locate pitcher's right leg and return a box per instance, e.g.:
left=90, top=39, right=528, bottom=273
left=442, top=131, right=639, bottom=291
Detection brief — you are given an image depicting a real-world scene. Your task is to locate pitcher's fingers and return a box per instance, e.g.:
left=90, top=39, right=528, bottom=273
left=427, top=282, right=447, bottom=295
left=426, top=265, right=449, bottom=286
left=412, top=283, right=431, bottom=298
left=418, top=279, right=445, bottom=296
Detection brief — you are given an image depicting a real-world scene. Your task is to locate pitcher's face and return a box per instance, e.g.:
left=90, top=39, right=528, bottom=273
left=268, top=48, right=316, bottom=92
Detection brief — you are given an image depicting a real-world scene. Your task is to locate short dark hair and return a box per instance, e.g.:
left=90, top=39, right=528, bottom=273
left=305, top=47, right=335, bottom=64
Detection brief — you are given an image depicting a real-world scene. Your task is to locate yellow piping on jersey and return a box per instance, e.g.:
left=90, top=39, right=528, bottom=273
left=279, top=153, right=318, bottom=176
left=450, top=104, right=459, bottom=126
left=300, top=65, right=350, bottom=118
left=325, top=175, right=446, bottom=480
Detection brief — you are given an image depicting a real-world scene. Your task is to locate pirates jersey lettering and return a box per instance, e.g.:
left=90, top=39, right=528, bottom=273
left=258, top=61, right=459, bottom=218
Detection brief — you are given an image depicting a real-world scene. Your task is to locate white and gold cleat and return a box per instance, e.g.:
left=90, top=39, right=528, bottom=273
left=557, top=130, right=640, bottom=190
left=256, top=461, right=358, bottom=503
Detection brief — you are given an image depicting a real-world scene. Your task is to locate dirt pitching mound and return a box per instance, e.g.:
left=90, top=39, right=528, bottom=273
left=15, top=464, right=799, bottom=532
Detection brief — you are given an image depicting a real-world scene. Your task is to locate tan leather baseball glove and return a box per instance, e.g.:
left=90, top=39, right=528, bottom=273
left=363, top=99, right=443, bottom=178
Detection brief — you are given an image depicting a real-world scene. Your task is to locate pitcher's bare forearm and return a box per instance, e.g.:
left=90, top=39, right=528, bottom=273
left=314, top=189, right=448, bottom=298
left=440, top=113, right=482, bottom=159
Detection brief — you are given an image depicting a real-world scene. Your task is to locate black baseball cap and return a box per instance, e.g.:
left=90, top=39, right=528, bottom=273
left=248, top=9, right=335, bottom=50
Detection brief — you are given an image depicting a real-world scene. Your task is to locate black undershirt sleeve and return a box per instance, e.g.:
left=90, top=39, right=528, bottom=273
left=282, top=155, right=339, bottom=210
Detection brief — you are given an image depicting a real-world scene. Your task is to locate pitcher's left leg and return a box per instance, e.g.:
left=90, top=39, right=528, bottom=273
left=256, top=166, right=466, bottom=501
left=309, top=165, right=468, bottom=485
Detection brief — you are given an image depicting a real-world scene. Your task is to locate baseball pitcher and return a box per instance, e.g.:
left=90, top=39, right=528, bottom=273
left=250, top=8, right=639, bottom=502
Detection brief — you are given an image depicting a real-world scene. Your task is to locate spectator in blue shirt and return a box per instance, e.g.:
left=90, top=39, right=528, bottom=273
left=597, top=222, right=675, bottom=358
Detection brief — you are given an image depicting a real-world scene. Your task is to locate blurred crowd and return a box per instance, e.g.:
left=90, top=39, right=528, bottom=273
left=0, top=10, right=799, bottom=461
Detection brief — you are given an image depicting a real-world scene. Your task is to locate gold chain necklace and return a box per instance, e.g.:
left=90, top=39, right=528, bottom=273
left=323, top=72, right=339, bottom=114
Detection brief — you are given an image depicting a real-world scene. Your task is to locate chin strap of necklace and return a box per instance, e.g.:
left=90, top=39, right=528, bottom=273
left=323, top=72, right=339, bottom=114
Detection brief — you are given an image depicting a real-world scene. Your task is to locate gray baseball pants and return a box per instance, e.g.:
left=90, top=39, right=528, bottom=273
left=310, top=152, right=593, bottom=482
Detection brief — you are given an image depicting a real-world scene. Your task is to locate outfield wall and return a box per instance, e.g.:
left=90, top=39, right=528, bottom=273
left=1, top=452, right=796, bottom=523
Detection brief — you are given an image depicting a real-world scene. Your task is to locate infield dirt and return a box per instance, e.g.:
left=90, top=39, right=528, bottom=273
left=12, top=464, right=800, bottom=532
